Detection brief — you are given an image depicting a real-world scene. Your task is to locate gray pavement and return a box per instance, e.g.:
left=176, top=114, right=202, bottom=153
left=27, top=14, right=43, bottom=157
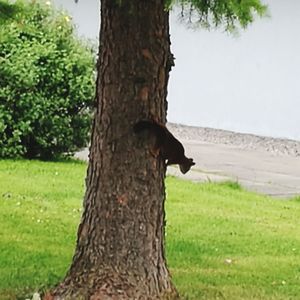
left=168, top=140, right=300, bottom=199
left=75, top=139, right=300, bottom=199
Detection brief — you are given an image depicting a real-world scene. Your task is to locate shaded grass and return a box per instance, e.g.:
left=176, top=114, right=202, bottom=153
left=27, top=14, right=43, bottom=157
left=1, top=160, right=300, bottom=299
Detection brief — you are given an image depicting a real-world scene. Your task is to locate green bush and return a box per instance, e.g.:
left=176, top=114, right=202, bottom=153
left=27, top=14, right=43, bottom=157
left=0, top=0, right=95, bottom=159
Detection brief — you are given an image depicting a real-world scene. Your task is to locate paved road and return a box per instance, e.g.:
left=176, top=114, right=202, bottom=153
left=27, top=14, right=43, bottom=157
left=168, top=140, right=300, bottom=199
left=75, top=140, right=300, bottom=199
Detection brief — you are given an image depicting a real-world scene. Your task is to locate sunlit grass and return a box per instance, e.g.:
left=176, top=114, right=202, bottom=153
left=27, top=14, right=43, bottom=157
left=166, top=177, right=300, bottom=299
left=0, top=159, right=85, bottom=299
left=1, top=160, right=300, bottom=299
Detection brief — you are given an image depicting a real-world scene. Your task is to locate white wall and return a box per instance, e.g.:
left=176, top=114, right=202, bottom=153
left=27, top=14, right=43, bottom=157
left=168, top=0, right=300, bottom=140
left=53, top=0, right=300, bottom=140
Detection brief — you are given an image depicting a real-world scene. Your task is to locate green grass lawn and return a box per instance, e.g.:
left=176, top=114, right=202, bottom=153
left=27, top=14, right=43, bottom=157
left=1, top=159, right=300, bottom=299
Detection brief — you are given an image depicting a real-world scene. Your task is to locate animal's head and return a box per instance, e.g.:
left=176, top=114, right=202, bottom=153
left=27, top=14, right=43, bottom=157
left=179, top=158, right=195, bottom=174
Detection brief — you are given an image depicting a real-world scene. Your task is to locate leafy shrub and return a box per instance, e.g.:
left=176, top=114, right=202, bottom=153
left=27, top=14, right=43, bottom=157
left=0, top=0, right=95, bottom=159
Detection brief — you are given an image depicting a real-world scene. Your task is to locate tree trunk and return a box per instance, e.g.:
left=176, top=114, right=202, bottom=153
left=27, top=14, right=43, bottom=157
left=50, top=0, right=178, bottom=299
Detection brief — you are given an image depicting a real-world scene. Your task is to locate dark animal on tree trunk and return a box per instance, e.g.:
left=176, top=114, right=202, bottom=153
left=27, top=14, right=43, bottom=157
left=134, top=120, right=195, bottom=174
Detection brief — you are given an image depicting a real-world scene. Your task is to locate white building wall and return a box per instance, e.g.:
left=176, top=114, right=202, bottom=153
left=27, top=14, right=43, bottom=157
left=53, top=0, right=300, bottom=140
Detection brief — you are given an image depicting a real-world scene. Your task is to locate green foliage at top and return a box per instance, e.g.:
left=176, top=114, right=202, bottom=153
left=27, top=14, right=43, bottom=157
left=0, top=0, right=95, bottom=159
left=166, top=0, right=267, bottom=31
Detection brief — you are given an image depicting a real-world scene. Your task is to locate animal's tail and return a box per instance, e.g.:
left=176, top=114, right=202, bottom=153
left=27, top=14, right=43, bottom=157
left=133, top=120, right=165, bottom=138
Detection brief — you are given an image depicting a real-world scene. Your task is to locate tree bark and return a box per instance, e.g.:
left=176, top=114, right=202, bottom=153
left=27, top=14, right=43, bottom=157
left=50, top=0, right=178, bottom=299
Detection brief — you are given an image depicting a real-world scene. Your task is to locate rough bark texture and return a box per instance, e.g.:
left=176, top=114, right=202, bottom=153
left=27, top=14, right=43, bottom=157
left=50, top=0, right=178, bottom=299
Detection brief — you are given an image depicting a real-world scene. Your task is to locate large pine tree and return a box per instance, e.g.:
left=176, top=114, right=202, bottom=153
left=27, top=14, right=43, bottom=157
left=50, top=0, right=266, bottom=298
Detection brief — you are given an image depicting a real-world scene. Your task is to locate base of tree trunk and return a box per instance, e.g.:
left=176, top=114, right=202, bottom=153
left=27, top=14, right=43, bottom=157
left=45, top=267, right=179, bottom=300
